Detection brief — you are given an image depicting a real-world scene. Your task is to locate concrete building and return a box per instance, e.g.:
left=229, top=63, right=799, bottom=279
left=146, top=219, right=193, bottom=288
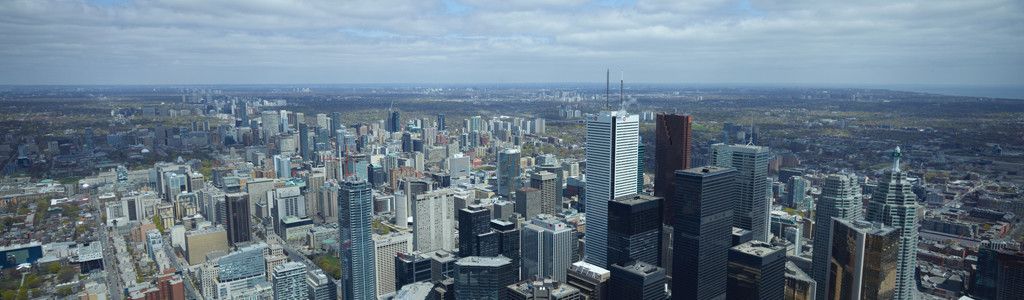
left=184, top=226, right=229, bottom=265
left=522, top=215, right=574, bottom=282
left=272, top=262, right=307, bottom=300
left=374, top=232, right=414, bottom=297
left=566, top=261, right=610, bottom=300
left=711, top=143, right=771, bottom=242
left=412, top=188, right=457, bottom=252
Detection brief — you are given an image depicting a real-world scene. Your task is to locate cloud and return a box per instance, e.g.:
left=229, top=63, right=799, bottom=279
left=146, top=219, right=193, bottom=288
left=0, top=0, right=1020, bottom=85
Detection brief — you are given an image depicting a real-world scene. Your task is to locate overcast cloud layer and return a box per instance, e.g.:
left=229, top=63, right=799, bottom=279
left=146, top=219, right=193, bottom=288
left=0, top=0, right=1021, bottom=86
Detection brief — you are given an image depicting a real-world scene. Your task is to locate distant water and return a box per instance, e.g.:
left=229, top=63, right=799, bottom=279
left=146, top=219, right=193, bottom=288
left=882, top=84, right=1024, bottom=100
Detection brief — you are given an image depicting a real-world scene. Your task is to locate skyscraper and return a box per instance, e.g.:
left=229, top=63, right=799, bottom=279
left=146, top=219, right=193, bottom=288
left=727, top=241, right=786, bottom=300
left=712, top=143, right=771, bottom=242
left=272, top=262, right=308, bottom=300
left=865, top=146, right=918, bottom=300
left=673, top=166, right=736, bottom=300
left=514, top=187, right=542, bottom=220
left=521, top=214, right=574, bottom=282
left=224, top=192, right=251, bottom=246
left=654, top=113, right=692, bottom=225
left=972, top=241, right=1024, bottom=300
left=339, top=179, right=377, bottom=300
left=584, top=110, right=640, bottom=268
left=388, top=110, right=401, bottom=133
left=330, top=112, right=342, bottom=135
left=530, top=171, right=560, bottom=215
left=273, top=154, right=291, bottom=180
left=609, top=261, right=668, bottom=300
left=373, top=232, right=413, bottom=297
left=412, top=188, right=457, bottom=252
left=784, top=176, right=810, bottom=210
left=437, top=113, right=446, bottom=131
left=827, top=218, right=901, bottom=300
left=298, top=123, right=310, bottom=160
left=497, top=148, right=522, bottom=197
left=608, top=194, right=663, bottom=267
left=490, top=219, right=521, bottom=278
left=307, top=269, right=336, bottom=300
left=459, top=206, right=495, bottom=257
left=811, top=173, right=863, bottom=299
left=454, top=256, right=517, bottom=300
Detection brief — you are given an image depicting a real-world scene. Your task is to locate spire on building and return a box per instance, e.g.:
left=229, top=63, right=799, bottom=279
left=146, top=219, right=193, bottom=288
left=892, top=146, right=902, bottom=172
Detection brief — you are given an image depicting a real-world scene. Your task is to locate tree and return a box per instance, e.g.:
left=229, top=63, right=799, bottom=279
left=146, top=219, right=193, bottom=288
left=152, top=214, right=165, bottom=233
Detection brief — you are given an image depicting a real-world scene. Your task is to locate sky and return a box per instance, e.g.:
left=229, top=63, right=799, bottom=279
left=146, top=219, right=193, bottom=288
left=0, top=0, right=1022, bottom=86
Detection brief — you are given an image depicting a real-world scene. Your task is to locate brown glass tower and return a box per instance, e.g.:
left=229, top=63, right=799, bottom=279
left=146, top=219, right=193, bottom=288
left=654, top=113, right=692, bottom=224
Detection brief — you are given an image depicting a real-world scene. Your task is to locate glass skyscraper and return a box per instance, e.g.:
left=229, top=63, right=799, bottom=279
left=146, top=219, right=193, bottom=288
left=811, top=173, right=863, bottom=299
left=339, top=179, right=377, bottom=300
left=672, top=166, right=736, bottom=300
left=865, top=147, right=919, bottom=300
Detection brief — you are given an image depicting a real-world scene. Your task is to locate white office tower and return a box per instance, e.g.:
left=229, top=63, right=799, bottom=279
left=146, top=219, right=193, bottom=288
left=373, top=233, right=414, bottom=297
left=272, top=262, right=308, bottom=300
left=866, top=146, right=919, bottom=300
left=522, top=214, right=575, bottom=282
left=261, top=110, right=280, bottom=138
left=711, top=143, right=771, bottom=242
left=412, top=188, right=457, bottom=252
left=811, top=173, right=863, bottom=299
left=584, top=110, right=639, bottom=268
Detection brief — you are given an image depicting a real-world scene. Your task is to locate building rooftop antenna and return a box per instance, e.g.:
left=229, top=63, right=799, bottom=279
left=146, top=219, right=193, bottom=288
left=605, top=69, right=610, bottom=110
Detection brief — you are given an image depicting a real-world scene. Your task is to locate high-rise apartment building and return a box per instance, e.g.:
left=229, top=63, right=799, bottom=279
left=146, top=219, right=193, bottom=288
left=339, top=180, right=377, bottom=300
left=584, top=110, right=639, bottom=268
left=654, top=113, right=692, bottom=225
left=272, top=262, right=308, bottom=300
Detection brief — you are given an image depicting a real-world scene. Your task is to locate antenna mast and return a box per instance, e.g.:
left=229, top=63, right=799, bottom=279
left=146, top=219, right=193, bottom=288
left=605, top=69, right=610, bottom=110
left=619, top=71, right=624, bottom=109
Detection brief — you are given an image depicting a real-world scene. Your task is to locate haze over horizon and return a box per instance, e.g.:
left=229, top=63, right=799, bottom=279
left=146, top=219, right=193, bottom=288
left=1, top=0, right=1022, bottom=88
